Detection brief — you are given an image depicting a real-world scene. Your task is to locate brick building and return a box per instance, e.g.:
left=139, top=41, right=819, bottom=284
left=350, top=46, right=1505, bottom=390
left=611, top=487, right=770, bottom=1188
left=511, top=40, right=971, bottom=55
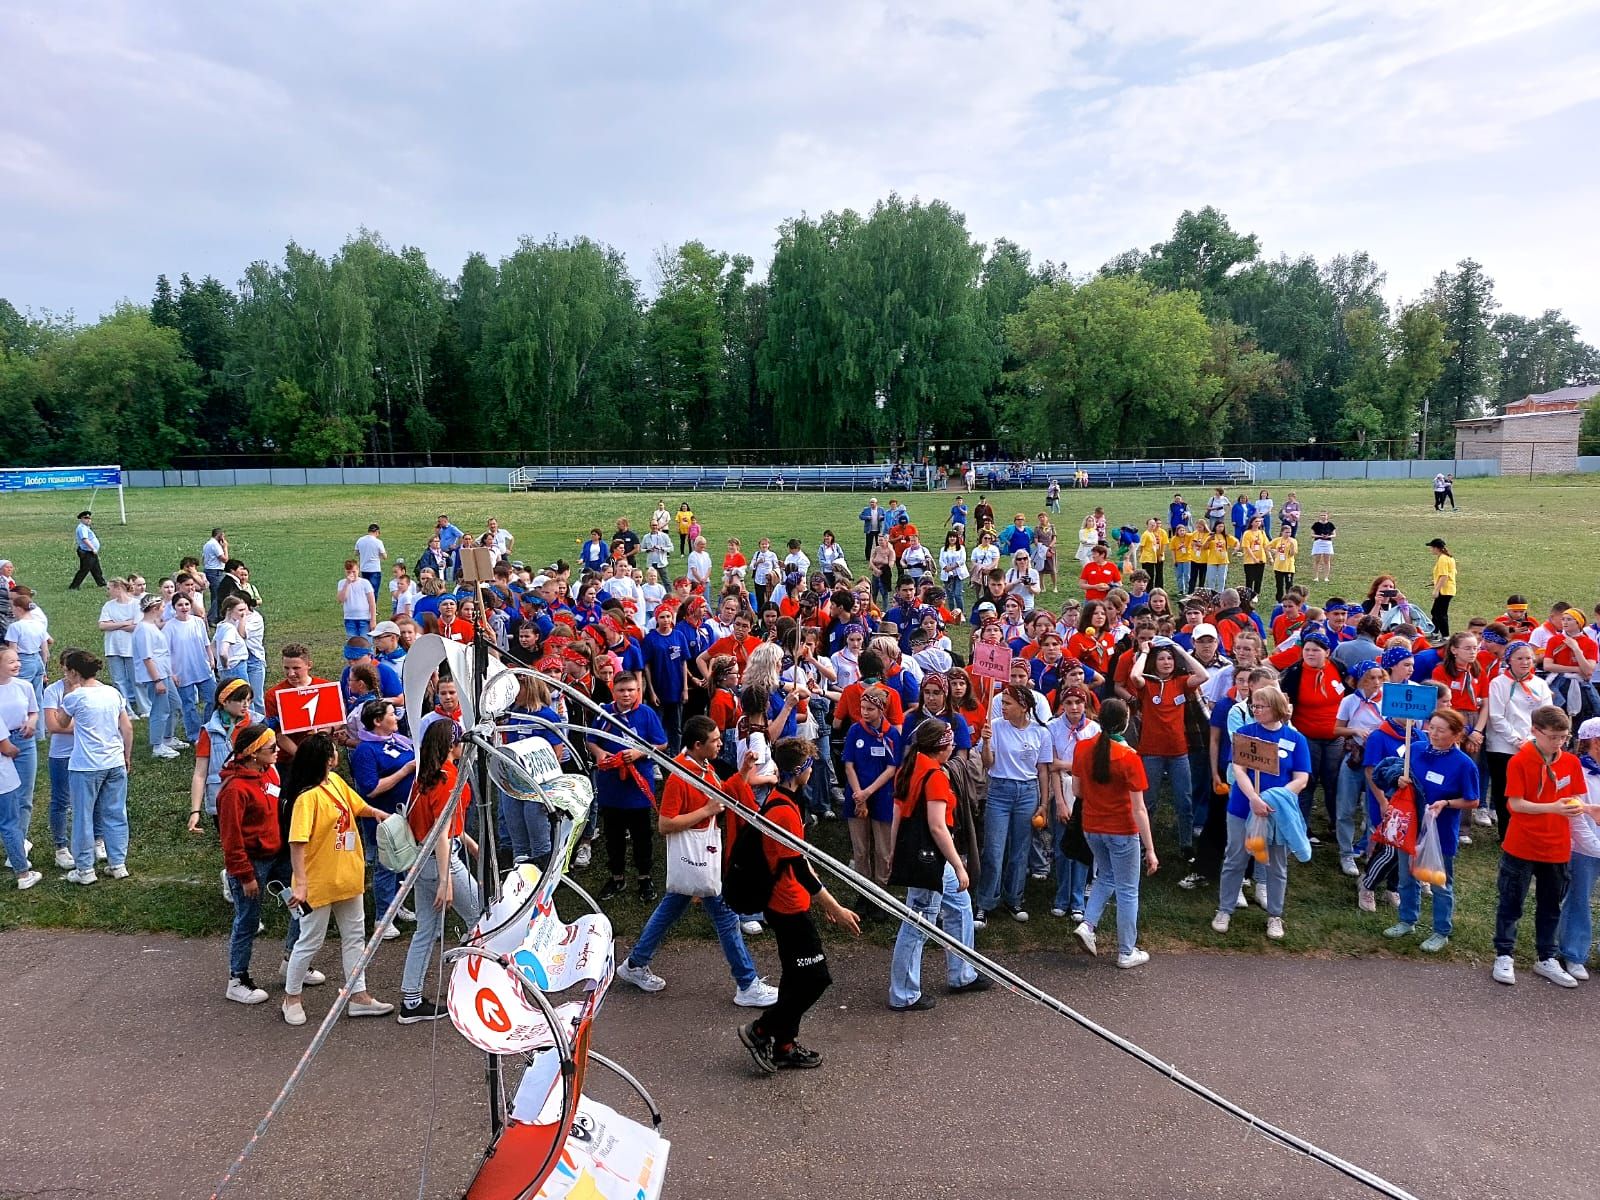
left=1454, top=385, right=1597, bottom=475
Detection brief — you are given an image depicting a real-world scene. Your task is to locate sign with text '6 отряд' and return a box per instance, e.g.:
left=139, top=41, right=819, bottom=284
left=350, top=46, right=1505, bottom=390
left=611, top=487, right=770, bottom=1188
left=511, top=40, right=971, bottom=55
left=1381, top=682, right=1438, bottom=724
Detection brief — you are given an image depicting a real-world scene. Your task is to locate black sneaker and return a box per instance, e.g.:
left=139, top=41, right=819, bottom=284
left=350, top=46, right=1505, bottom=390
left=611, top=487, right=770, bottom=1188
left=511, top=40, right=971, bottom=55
left=397, top=998, right=447, bottom=1025
left=738, top=1020, right=777, bottom=1076
left=637, top=878, right=658, bottom=903
left=890, top=994, right=937, bottom=1012
left=597, top=877, right=627, bottom=901
left=949, top=975, right=994, bottom=995
left=772, top=1041, right=823, bottom=1070
left=972, top=908, right=988, bottom=929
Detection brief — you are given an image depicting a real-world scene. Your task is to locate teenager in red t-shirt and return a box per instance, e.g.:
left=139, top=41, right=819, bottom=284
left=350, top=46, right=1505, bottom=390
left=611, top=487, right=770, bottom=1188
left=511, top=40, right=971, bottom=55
left=1127, top=639, right=1209, bottom=856
left=216, top=724, right=290, bottom=1005
left=1493, top=706, right=1586, bottom=987
left=264, top=643, right=331, bottom=762
left=399, top=720, right=483, bottom=1022
left=1068, top=699, right=1157, bottom=966
left=1280, top=633, right=1346, bottom=834
left=1078, top=544, right=1121, bottom=602
left=1067, top=601, right=1116, bottom=676
left=616, top=716, right=777, bottom=1007
left=698, top=611, right=762, bottom=682
left=1431, top=631, right=1489, bottom=751
left=739, top=738, right=860, bottom=1074
left=886, top=721, right=989, bottom=1009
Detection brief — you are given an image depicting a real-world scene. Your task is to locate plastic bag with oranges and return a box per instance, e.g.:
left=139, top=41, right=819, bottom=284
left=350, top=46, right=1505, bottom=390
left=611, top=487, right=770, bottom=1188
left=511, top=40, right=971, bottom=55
left=1410, top=810, right=1449, bottom=888
left=1244, top=812, right=1271, bottom=864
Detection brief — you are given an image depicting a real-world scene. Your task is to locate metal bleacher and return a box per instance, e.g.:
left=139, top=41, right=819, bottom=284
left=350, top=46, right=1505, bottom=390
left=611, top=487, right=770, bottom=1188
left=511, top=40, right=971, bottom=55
left=506, top=462, right=930, bottom=493
left=972, top=458, right=1254, bottom=489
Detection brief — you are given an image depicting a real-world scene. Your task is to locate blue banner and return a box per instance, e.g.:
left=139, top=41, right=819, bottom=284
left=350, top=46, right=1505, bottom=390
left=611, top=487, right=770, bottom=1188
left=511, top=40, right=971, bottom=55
left=1380, top=682, right=1439, bottom=723
left=0, top=466, right=122, bottom=492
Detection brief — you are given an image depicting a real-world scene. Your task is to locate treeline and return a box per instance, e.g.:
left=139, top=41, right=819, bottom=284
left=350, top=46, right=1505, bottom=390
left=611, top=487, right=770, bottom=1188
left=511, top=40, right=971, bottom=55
left=1, top=200, right=1595, bottom=469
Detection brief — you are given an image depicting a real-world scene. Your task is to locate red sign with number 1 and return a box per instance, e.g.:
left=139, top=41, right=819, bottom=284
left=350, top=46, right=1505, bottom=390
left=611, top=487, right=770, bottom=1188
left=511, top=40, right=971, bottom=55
left=276, top=682, right=347, bottom=735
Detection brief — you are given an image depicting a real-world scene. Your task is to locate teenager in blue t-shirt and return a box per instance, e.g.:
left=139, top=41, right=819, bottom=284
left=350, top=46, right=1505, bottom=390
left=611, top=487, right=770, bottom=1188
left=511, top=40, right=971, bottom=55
left=642, top=605, right=688, bottom=751
left=587, top=673, right=668, bottom=902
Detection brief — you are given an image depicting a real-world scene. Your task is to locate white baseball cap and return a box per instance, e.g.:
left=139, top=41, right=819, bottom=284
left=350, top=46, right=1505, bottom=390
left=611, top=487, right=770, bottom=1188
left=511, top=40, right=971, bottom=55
left=1192, top=623, right=1220, bottom=641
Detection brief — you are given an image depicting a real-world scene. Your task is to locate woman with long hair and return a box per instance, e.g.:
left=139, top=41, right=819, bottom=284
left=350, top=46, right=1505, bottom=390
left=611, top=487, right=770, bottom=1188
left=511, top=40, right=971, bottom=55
left=397, top=719, right=482, bottom=1023
left=1067, top=601, right=1115, bottom=678
left=1432, top=631, right=1487, bottom=767
left=1128, top=638, right=1210, bottom=858
left=939, top=532, right=968, bottom=617
left=216, top=723, right=298, bottom=1006
left=1069, top=698, right=1158, bottom=968
left=974, top=682, right=1054, bottom=927
left=887, top=719, right=990, bottom=1010
left=947, top=666, right=986, bottom=743
left=1484, top=642, right=1553, bottom=830
left=280, top=733, right=394, bottom=1025
left=1240, top=515, right=1269, bottom=598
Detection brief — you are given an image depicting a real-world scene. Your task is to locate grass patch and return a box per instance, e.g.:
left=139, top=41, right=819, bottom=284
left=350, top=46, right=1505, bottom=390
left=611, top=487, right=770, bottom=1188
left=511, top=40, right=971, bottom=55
left=0, top=476, right=1591, bottom=963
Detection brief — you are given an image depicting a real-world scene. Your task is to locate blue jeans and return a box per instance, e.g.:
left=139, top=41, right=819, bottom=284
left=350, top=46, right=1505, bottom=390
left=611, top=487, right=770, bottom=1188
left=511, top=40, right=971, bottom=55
left=17, top=651, right=44, bottom=718
left=70, top=766, right=128, bottom=871
left=362, top=572, right=383, bottom=598
left=499, top=790, right=552, bottom=867
left=1048, top=803, right=1090, bottom=912
left=344, top=618, right=371, bottom=639
left=1219, top=812, right=1287, bottom=917
left=105, top=655, right=139, bottom=714
left=1335, top=760, right=1367, bottom=857
left=358, top=816, right=399, bottom=916
left=805, top=701, right=836, bottom=817
left=1, top=736, right=38, bottom=870
left=1397, top=849, right=1455, bottom=935
left=177, top=676, right=216, bottom=742
left=1204, top=564, right=1227, bottom=590
left=944, top=578, right=965, bottom=616
left=627, top=890, right=757, bottom=989
left=49, top=755, right=99, bottom=849
left=1174, top=562, right=1192, bottom=595
left=205, top=568, right=225, bottom=620
left=1140, top=753, right=1193, bottom=851
left=246, top=657, right=267, bottom=717
left=1084, top=832, right=1143, bottom=957
left=401, top=844, right=482, bottom=997
left=228, top=857, right=298, bottom=978
left=140, top=680, right=176, bottom=747
left=889, top=861, right=977, bottom=1004
left=976, top=777, right=1038, bottom=913
left=1557, top=851, right=1600, bottom=966
left=1302, top=737, right=1341, bottom=831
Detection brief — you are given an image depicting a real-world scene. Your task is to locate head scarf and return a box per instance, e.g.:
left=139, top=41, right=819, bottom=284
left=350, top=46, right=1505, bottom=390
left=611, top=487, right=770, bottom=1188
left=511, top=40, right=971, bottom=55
left=1380, top=645, right=1413, bottom=671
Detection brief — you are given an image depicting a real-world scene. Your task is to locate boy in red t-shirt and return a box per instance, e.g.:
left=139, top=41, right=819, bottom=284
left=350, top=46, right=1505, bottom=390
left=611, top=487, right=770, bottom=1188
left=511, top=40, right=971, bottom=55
left=1493, top=705, right=1586, bottom=987
left=614, top=716, right=778, bottom=1007
left=1078, top=544, right=1121, bottom=602
left=739, top=737, right=860, bottom=1074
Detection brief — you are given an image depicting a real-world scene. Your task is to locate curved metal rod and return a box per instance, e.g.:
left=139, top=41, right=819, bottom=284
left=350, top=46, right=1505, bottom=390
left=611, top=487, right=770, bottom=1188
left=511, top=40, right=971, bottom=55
left=586, top=1052, right=664, bottom=1130
left=558, top=876, right=602, bottom=917
left=516, top=671, right=1423, bottom=1200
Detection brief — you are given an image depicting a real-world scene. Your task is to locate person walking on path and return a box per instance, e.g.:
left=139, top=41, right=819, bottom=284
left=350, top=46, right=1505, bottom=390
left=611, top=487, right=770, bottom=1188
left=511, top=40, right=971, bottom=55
left=70, top=511, right=105, bottom=590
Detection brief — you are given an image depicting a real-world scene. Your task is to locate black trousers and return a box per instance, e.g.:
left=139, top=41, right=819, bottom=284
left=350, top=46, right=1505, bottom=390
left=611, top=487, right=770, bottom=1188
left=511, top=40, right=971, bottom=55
left=1483, top=750, right=1513, bottom=831
left=1243, top=562, right=1265, bottom=596
left=1274, top=570, right=1294, bottom=601
left=70, top=548, right=105, bottom=589
left=755, top=908, right=831, bottom=1047
left=1142, top=560, right=1164, bottom=591
left=1431, top=594, right=1452, bottom=637
left=1494, top=852, right=1568, bottom=960
left=602, top=806, right=654, bottom=878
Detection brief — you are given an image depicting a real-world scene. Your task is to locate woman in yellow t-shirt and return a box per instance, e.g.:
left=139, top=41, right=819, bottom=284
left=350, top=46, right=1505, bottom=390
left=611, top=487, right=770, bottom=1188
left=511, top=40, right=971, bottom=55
left=281, top=733, right=395, bottom=1026
left=1268, top=531, right=1298, bottom=600
left=1171, top=524, right=1195, bottom=596
left=1201, top=521, right=1238, bottom=591
left=1138, top=518, right=1169, bottom=592
left=1427, top=537, right=1457, bottom=637
left=675, top=503, right=695, bottom=556
left=1239, top=515, right=1270, bottom=598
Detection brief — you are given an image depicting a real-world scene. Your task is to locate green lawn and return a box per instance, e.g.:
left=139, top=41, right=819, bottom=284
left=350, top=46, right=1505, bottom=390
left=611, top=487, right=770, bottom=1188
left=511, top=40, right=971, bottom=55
left=1, top=476, right=1594, bottom=963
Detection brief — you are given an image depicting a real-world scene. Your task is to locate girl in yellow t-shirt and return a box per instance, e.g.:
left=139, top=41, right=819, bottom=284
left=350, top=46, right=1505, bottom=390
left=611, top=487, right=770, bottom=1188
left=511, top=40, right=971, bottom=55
left=1201, top=521, right=1237, bottom=591
left=1171, top=525, right=1196, bottom=596
left=1239, top=515, right=1270, bottom=598
left=1138, top=518, right=1169, bottom=592
left=1428, top=537, right=1457, bottom=637
left=1268, top=532, right=1298, bottom=600
left=675, top=503, right=695, bottom=555
left=281, top=733, right=395, bottom=1026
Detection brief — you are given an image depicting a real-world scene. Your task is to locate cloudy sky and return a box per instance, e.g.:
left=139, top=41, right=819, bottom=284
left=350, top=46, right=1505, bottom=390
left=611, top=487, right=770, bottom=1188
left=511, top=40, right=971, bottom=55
left=5, top=1, right=1600, bottom=337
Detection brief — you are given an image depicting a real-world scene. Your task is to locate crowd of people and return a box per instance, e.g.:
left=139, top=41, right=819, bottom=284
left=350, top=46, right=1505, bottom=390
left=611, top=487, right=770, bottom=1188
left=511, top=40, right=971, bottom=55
left=2, top=477, right=1597, bottom=1071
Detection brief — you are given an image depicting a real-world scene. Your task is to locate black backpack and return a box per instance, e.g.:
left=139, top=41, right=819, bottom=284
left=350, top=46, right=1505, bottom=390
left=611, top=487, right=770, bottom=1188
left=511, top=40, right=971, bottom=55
left=722, top=792, right=796, bottom=914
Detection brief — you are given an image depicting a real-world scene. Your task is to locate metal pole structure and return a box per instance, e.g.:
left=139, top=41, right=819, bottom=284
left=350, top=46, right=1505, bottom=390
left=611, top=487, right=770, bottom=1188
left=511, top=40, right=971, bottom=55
left=471, top=586, right=506, bottom=1138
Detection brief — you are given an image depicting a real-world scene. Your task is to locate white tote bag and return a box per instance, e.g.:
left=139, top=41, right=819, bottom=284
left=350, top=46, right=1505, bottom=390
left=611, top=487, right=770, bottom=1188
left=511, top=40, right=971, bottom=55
left=664, top=820, right=723, bottom=898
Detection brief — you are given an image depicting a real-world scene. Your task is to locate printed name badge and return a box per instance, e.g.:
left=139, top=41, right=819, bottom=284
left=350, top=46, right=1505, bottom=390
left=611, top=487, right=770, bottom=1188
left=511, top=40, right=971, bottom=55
left=1425, top=771, right=1445, bottom=784
left=335, top=831, right=357, bottom=852
left=385, top=745, right=401, bottom=757
left=870, top=745, right=887, bottom=757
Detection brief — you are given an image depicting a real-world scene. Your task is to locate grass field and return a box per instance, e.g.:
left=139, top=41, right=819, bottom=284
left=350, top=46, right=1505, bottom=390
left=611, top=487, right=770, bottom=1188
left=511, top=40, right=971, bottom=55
left=2, top=476, right=1596, bottom=966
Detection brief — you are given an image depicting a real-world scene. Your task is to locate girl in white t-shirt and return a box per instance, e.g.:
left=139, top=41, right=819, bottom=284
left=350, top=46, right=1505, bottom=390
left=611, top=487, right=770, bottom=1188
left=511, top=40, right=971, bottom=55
left=97, top=578, right=142, bottom=714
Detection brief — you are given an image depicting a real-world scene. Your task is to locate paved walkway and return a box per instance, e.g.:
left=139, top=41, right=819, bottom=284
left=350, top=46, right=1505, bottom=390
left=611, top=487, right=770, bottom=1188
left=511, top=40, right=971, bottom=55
left=1, top=929, right=1595, bottom=1199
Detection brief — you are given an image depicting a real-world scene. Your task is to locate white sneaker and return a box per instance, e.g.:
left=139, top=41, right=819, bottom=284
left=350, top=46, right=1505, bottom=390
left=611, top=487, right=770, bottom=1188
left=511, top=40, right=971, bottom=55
left=380, top=925, right=401, bottom=941
left=616, top=959, right=667, bottom=993
left=95, top=839, right=107, bottom=861
left=278, top=960, right=326, bottom=986
left=1211, top=912, right=1231, bottom=933
left=1492, top=955, right=1516, bottom=985
left=734, top=977, right=780, bottom=1007
left=395, top=906, right=417, bottom=923
left=1177, top=872, right=1204, bottom=890
left=65, top=868, right=97, bottom=885
left=1072, top=921, right=1098, bottom=956
left=739, top=919, right=764, bottom=936
left=54, top=847, right=74, bottom=869
left=1357, top=888, right=1376, bottom=913
left=220, top=868, right=233, bottom=902
left=107, top=864, right=129, bottom=879
left=1265, top=916, right=1285, bottom=940
left=151, top=745, right=180, bottom=761
left=23, top=838, right=31, bottom=857
left=16, top=870, right=42, bottom=891
left=281, top=1001, right=307, bottom=1026
left=165, top=739, right=190, bottom=750
left=1383, top=891, right=1401, bottom=908
left=1236, top=889, right=1249, bottom=910
left=1116, top=948, right=1150, bottom=969
left=1254, top=882, right=1268, bottom=908
left=574, top=842, right=593, bottom=868
left=1050, top=906, right=1068, bottom=918
left=348, top=997, right=395, bottom=1017
left=226, top=977, right=269, bottom=1005
left=1472, top=808, right=1493, bottom=827
left=1565, top=961, right=1590, bottom=981
left=1533, top=958, right=1579, bottom=989
left=1339, top=857, right=1359, bottom=877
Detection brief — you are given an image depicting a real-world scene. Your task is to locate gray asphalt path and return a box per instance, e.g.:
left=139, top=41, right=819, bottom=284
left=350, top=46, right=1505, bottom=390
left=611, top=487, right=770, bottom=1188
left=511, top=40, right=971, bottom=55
left=1, top=929, right=1595, bottom=1199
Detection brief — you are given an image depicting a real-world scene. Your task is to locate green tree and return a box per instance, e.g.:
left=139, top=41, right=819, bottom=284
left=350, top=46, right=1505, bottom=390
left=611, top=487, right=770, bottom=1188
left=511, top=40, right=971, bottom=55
left=644, top=241, right=731, bottom=449
left=1004, top=275, right=1218, bottom=456
left=1579, top=402, right=1600, bottom=456
left=1137, top=206, right=1261, bottom=312
left=1493, top=310, right=1600, bottom=408
left=1425, top=259, right=1499, bottom=455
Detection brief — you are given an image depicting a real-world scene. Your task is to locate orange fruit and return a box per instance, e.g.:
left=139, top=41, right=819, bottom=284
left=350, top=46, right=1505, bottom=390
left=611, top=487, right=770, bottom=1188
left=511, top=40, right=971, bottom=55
left=1032, top=813, right=1047, bottom=830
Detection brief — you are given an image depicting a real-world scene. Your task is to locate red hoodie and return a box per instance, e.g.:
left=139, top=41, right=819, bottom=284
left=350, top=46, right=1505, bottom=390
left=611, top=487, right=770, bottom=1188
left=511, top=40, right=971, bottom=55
left=217, top=761, right=284, bottom=880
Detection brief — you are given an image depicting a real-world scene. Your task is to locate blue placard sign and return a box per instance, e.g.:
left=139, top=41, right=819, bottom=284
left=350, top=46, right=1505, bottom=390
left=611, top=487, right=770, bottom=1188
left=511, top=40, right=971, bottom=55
left=0, top=466, right=122, bottom=492
left=1381, top=682, right=1438, bottom=723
